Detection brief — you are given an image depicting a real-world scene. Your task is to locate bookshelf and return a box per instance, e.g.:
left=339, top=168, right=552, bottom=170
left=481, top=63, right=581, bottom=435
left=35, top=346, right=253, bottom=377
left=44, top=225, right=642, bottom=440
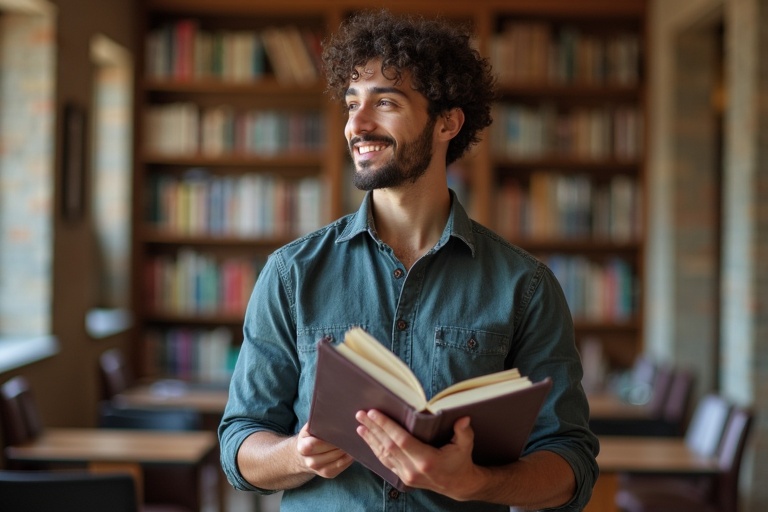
left=484, top=2, right=647, bottom=369
left=133, top=0, right=647, bottom=379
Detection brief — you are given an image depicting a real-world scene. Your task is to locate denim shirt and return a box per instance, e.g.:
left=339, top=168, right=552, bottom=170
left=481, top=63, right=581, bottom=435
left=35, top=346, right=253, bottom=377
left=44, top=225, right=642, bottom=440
left=219, top=191, right=599, bottom=512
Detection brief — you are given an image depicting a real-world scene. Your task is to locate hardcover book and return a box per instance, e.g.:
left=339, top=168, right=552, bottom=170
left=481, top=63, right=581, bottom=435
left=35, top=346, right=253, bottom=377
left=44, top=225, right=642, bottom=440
left=307, top=327, right=552, bottom=491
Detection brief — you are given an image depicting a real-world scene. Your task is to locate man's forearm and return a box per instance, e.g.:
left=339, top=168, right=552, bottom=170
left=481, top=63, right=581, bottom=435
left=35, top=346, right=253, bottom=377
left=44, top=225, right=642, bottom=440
left=236, top=430, right=313, bottom=491
left=457, top=451, right=576, bottom=509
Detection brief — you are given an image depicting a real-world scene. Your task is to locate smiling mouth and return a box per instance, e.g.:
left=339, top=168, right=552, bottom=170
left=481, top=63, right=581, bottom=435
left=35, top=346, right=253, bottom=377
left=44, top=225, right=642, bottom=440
left=357, top=144, right=389, bottom=155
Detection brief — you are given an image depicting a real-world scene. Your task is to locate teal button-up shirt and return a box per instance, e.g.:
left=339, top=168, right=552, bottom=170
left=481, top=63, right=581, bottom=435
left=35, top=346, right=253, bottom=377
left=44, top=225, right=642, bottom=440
left=219, top=191, right=598, bottom=511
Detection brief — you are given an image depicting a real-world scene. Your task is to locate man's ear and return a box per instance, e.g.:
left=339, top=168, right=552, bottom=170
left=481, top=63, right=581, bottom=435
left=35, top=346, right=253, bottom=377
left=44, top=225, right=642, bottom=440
left=438, top=108, right=465, bottom=141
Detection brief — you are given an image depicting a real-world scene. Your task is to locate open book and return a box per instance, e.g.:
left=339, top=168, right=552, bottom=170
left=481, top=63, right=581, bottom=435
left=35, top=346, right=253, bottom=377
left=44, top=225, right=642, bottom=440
left=307, top=327, right=552, bottom=491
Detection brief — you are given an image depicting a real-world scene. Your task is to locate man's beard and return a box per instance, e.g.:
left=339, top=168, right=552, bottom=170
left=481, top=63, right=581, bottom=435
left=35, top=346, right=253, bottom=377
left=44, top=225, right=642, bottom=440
left=350, top=116, right=437, bottom=191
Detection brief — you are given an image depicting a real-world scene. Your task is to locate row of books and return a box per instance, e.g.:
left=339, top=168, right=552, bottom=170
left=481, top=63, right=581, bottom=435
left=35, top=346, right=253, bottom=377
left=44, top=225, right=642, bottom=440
left=147, top=170, right=326, bottom=238
left=496, top=173, right=641, bottom=241
left=145, top=249, right=265, bottom=316
left=490, top=21, right=641, bottom=86
left=144, top=326, right=238, bottom=382
left=492, top=103, right=643, bottom=160
left=542, top=255, right=636, bottom=321
left=145, top=103, right=324, bottom=156
left=145, top=19, right=322, bottom=84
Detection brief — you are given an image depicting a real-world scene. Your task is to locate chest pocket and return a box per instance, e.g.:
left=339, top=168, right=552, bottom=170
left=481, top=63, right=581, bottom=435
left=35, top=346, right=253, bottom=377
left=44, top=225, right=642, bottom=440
left=430, top=326, right=511, bottom=397
left=296, top=325, right=364, bottom=425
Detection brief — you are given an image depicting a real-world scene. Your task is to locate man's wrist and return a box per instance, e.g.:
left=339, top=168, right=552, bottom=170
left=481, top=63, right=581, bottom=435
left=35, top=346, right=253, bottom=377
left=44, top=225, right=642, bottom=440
left=444, top=464, right=493, bottom=502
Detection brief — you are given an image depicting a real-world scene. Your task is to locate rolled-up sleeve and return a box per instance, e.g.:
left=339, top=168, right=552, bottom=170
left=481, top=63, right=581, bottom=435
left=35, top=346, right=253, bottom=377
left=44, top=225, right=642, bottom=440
left=218, top=254, right=299, bottom=493
left=512, top=264, right=600, bottom=511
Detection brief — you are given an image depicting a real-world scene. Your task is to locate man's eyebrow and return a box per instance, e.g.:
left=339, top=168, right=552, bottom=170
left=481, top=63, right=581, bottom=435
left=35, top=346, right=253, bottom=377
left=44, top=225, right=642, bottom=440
left=345, top=86, right=409, bottom=98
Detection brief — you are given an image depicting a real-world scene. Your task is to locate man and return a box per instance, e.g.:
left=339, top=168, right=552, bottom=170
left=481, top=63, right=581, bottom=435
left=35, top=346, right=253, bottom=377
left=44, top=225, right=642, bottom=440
left=219, top=10, right=598, bottom=511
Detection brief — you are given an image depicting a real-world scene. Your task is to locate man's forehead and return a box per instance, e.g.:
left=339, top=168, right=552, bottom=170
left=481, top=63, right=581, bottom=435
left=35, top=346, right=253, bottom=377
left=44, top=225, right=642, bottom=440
left=346, top=61, right=414, bottom=96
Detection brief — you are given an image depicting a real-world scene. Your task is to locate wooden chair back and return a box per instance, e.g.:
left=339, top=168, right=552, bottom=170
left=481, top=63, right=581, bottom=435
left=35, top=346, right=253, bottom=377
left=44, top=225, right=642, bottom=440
left=662, top=368, right=695, bottom=435
left=99, top=348, right=135, bottom=400
left=684, top=393, right=731, bottom=457
left=714, top=407, right=753, bottom=512
left=0, top=376, right=43, bottom=447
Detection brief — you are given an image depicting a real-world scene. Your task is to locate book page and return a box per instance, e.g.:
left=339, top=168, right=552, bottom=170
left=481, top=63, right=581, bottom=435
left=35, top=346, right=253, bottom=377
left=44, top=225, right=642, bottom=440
left=426, top=376, right=532, bottom=413
left=334, top=343, right=427, bottom=411
left=343, top=328, right=426, bottom=403
left=429, top=368, right=522, bottom=403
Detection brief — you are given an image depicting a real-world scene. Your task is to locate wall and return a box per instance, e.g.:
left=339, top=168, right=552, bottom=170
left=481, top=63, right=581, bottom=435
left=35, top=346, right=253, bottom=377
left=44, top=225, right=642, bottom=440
left=0, top=0, right=136, bottom=446
left=648, top=0, right=767, bottom=510
left=722, top=0, right=768, bottom=508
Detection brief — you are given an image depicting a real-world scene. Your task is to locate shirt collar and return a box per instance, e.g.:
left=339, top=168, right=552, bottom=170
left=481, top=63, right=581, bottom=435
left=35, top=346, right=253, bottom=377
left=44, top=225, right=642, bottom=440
left=336, top=189, right=476, bottom=257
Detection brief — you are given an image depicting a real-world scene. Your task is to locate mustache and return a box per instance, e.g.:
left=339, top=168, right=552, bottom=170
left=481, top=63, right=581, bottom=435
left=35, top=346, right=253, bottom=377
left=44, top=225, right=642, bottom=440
left=349, top=134, right=395, bottom=149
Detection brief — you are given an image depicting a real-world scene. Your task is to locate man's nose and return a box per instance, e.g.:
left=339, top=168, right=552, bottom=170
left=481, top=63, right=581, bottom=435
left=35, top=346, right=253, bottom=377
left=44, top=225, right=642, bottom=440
left=347, top=104, right=376, bottom=135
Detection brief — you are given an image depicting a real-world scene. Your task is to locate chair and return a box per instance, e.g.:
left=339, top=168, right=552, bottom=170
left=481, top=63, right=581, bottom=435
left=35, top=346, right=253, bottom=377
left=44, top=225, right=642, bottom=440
left=684, top=393, right=732, bottom=456
left=660, top=367, right=696, bottom=436
left=0, top=375, right=43, bottom=445
left=0, top=376, right=45, bottom=469
left=99, top=402, right=205, bottom=512
left=99, top=347, right=135, bottom=400
left=618, top=393, right=732, bottom=493
left=1, top=376, right=194, bottom=512
left=99, top=401, right=202, bottom=430
left=616, top=405, right=754, bottom=512
left=0, top=469, right=139, bottom=512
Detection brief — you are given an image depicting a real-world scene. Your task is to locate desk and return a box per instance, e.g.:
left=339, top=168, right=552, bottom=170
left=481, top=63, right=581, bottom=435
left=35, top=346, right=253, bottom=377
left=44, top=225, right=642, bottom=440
left=113, top=381, right=230, bottom=509
left=588, top=392, right=653, bottom=420
left=5, top=428, right=219, bottom=512
left=585, top=436, right=719, bottom=512
left=114, top=381, right=228, bottom=429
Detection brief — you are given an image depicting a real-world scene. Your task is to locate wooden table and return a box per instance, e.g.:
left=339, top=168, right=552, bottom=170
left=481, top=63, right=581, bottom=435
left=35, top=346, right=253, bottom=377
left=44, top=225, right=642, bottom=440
left=588, top=392, right=653, bottom=420
left=5, top=428, right=219, bottom=512
left=114, top=380, right=229, bottom=429
left=585, top=436, right=719, bottom=512
left=114, top=380, right=230, bottom=509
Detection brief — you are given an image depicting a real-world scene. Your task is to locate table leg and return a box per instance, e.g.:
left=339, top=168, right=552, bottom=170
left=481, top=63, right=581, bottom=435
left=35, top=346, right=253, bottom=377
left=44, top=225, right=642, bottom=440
left=584, top=472, right=618, bottom=512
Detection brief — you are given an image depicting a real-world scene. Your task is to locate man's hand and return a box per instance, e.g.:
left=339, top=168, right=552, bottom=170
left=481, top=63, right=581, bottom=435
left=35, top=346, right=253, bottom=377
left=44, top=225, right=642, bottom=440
left=355, top=410, right=486, bottom=500
left=296, top=423, right=355, bottom=479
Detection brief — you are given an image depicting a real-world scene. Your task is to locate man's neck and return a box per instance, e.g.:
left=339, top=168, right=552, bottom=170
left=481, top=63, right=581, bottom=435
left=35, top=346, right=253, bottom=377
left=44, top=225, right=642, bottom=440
left=370, top=176, right=451, bottom=270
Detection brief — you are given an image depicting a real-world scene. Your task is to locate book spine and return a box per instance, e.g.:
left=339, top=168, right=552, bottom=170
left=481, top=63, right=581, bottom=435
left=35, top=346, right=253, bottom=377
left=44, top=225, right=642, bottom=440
left=406, top=410, right=442, bottom=445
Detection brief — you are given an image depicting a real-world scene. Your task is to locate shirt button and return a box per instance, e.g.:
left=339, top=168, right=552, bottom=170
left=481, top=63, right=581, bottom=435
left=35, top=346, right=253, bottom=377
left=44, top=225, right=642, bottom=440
left=388, top=488, right=400, bottom=500
left=397, top=319, right=407, bottom=331
left=393, top=268, right=404, bottom=279
left=467, top=337, right=478, bottom=349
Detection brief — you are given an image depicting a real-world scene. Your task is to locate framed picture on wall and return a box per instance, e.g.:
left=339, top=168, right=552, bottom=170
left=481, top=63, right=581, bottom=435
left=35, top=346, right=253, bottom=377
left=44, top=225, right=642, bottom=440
left=61, top=102, right=87, bottom=220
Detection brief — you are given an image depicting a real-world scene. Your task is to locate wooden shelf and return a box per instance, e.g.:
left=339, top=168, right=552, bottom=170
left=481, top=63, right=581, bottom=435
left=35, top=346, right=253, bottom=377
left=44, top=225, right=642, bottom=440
left=573, top=320, right=641, bottom=331
left=497, top=83, right=642, bottom=100
left=493, top=157, right=642, bottom=172
left=144, top=78, right=325, bottom=95
left=141, top=152, right=326, bottom=168
left=514, top=239, right=642, bottom=254
left=141, top=228, right=294, bottom=247
left=144, top=312, right=245, bottom=325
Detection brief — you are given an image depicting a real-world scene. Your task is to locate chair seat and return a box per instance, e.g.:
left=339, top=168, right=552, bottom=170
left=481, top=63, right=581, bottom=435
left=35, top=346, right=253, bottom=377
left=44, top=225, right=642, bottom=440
left=616, top=487, right=719, bottom=512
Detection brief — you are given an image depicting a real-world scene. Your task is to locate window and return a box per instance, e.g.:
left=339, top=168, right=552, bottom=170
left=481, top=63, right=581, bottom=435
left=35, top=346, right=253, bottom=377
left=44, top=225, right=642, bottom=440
left=86, top=34, right=134, bottom=338
left=0, top=0, right=57, bottom=370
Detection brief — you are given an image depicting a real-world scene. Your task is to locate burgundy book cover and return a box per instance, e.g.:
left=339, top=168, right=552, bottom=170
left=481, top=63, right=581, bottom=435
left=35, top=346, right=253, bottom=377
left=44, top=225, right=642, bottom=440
left=307, top=338, right=552, bottom=491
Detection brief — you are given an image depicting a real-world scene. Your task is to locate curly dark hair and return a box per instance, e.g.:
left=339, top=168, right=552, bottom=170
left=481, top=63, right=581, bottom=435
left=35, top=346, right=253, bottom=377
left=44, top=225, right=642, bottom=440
left=321, top=9, right=496, bottom=165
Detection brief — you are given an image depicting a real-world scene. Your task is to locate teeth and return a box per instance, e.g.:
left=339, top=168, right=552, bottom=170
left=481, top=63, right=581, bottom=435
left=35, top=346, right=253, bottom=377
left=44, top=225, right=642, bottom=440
left=358, top=145, right=386, bottom=155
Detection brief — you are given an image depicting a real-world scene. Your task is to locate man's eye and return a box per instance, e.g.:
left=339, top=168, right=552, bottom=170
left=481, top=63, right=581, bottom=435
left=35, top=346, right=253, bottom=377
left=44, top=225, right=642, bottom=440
left=345, top=103, right=358, bottom=112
